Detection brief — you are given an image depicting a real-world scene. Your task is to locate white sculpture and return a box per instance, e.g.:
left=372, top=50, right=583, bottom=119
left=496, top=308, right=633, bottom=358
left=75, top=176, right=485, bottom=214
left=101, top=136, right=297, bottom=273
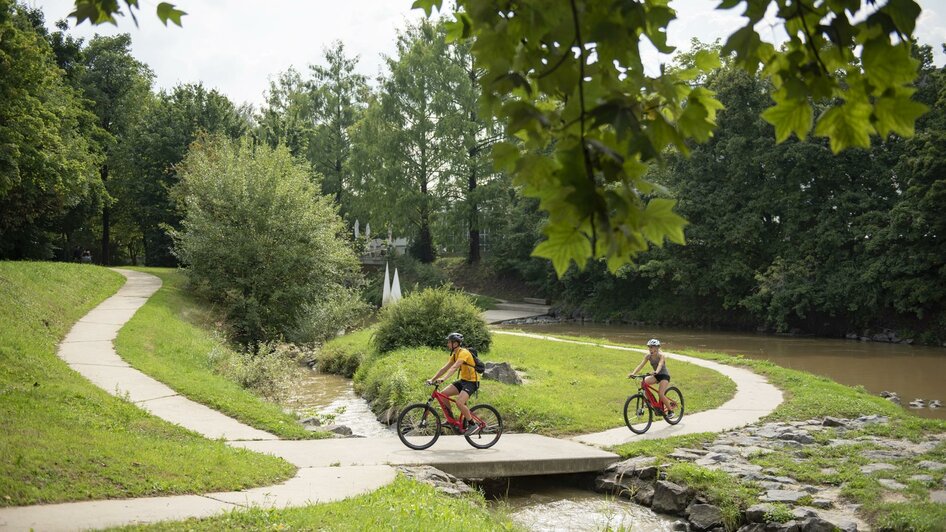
left=391, top=267, right=402, bottom=304
left=382, top=262, right=391, bottom=306
left=354, top=219, right=360, bottom=239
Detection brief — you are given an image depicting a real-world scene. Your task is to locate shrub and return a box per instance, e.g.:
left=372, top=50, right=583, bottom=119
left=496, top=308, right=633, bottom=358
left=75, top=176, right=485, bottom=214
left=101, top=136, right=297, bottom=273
left=373, top=286, right=491, bottom=353
left=170, top=135, right=363, bottom=345
left=208, top=342, right=298, bottom=402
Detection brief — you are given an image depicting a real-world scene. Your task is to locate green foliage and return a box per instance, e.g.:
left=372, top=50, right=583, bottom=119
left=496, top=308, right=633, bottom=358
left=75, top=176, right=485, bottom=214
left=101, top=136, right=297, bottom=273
left=0, top=2, right=104, bottom=260
left=349, top=19, right=470, bottom=263
left=170, top=136, right=364, bottom=345
left=311, top=328, right=374, bottom=377
left=69, top=0, right=185, bottom=27
left=128, top=83, right=249, bottom=266
left=207, top=342, right=298, bottom=403
left=763, top=503, right=794, bottom=524
left=115, top=476, right=517, bottom=531
left=872, top=503, right=946, bottom=532
left=373, top=285, right=492, bottom=353
left=0, top=262, right=296, bottom=505
left=667, top=462, right=760, bottom=529
left=414, top=0, right=926, bottom=276
left=115, top=268, right=324, bottom=439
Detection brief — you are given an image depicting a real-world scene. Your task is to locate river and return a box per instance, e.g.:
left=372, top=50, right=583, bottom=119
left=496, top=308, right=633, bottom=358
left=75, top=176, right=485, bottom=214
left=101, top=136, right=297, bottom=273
left=500, top=322, right=946, bottom=419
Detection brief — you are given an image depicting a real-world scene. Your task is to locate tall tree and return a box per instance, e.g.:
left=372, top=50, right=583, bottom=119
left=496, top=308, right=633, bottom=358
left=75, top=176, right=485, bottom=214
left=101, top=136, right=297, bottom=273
left=78, top=33, right=153, bottom=264
left=351, top=20, right=465, bottom=263
left=255, top=67, right=312, bottom=159
left=448, top=39, right=505, bottom=263
left=128, top=84, right=249, bottom=265
left=308, top=41, right=367, bottom=213
left=0, top=1, right=103, bottom=259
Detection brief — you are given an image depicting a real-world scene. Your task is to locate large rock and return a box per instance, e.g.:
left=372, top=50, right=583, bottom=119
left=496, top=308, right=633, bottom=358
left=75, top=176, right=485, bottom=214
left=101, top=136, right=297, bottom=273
left=299, top=416, right=322, bottom=427
left=482, top=362, right=522, bottom=385
left=745, top=503, right=776, bottom=523
left=633, top=483, right=655, bottom=506
left=761, top=490, right=807, bottom=504
left=859, top=463, right=896, bottom=474
left=396, top=466, right=473, bottom=496
left=376, top=405, right=399, bottom=425
left=688, top=504, right=724, bottom=531
left=321, top=424, right=353, bottom=436
left=737, top=522, right=801, bottom=532
left=652, top=480, right=692, bottom=515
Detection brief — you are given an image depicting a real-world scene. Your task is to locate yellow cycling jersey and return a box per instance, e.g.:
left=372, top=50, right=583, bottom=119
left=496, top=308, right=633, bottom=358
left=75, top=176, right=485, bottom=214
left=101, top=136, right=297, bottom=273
left=451, top=347, right=478, bottom=382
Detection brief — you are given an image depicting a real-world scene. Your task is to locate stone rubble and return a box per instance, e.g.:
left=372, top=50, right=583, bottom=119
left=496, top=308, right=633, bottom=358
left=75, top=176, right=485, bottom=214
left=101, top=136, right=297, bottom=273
left=594, top=415, right=946, bottom=532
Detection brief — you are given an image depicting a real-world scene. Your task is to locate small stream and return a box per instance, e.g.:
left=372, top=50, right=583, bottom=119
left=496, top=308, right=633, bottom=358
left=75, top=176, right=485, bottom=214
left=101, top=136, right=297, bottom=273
left=286, top=367, right=670, bottom=530
left=286, top=368, right=394, bottom=439
left=483, top=476, right=676, bottom=532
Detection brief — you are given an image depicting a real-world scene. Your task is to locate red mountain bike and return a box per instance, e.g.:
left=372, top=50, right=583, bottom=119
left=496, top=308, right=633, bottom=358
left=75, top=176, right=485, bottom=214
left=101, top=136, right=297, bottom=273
left=624, top=374, right=685, bottom=434
left=396, top=383, right=503, bottom=450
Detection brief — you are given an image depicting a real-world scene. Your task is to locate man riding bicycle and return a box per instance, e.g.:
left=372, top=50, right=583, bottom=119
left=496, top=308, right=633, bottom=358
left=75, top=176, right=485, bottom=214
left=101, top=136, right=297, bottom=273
left=427, top=332, right=480, bottom=435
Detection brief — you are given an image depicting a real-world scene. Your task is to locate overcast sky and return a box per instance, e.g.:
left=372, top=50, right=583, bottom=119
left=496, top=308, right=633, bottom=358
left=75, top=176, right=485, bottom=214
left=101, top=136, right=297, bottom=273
left=30, top=0, right=946, bottom=109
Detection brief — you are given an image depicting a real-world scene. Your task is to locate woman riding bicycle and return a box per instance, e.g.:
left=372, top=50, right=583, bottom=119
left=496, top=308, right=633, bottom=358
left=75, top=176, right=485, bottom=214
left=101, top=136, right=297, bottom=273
left=629, top=338, right=674, bottom=413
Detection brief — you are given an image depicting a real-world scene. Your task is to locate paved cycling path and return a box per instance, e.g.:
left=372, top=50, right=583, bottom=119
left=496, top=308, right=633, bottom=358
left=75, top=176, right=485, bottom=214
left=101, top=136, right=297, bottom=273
left=492, top=331, right=784, bottom=447
left=0, top=270, right=613, bottom=531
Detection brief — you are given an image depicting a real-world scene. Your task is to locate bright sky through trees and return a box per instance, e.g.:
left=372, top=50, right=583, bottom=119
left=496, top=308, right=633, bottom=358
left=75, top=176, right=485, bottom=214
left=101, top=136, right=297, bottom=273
left=31, top=0, right=946, bottom=109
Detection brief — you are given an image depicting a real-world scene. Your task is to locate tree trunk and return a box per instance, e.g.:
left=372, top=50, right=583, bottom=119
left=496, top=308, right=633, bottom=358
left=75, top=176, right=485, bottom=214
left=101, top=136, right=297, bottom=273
left=100, top=164, right=110, bottom=265
left=468, top=164, right=480, bottom=263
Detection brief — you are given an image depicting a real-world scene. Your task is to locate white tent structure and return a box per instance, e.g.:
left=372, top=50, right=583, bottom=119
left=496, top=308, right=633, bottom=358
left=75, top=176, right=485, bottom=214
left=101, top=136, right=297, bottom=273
left=390, top=268, right=402, bottom=304
left=382, top=262, right=391, bottom=306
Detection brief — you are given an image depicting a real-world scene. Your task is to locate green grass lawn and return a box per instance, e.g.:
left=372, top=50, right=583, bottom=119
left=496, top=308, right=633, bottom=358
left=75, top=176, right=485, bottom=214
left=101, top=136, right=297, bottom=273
left=114, top=267, right=322, bottom=439
left=323, top=328, right=736, bottom=435
left=112, top=476, right=519, bottom=531
left=0, top=262, right=296, bottom=506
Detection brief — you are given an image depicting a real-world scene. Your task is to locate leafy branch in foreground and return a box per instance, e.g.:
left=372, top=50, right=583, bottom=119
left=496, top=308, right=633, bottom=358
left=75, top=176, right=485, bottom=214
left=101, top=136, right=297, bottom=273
left=70, top=0, right=185, bottom=27
left=414, top=0, right=925, bottom=277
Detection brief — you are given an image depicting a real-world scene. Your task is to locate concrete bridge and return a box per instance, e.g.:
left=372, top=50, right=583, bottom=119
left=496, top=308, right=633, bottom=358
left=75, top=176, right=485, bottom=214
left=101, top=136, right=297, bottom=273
left=233, top=434, right=618, bottom=479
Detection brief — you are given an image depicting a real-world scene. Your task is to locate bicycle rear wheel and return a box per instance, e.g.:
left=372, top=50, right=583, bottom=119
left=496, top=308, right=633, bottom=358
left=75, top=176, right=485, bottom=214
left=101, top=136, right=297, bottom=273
left=624, top=393, right=652, bottom=434
left=662, top=387, right=684, bottom=425
left=465, top=404, right=503, bottom=449
left=397, top=403, right=441, bottom=450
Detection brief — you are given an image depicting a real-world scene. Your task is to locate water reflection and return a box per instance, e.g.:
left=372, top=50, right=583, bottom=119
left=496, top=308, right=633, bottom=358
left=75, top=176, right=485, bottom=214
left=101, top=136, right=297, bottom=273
left=503, top=323, right=946, bottom=419
left=286, top=368, right=394, bottom=439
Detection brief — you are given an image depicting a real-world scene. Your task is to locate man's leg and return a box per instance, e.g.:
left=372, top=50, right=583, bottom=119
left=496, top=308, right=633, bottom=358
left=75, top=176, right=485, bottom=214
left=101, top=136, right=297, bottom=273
left=455, top=390, right=473, bottom=423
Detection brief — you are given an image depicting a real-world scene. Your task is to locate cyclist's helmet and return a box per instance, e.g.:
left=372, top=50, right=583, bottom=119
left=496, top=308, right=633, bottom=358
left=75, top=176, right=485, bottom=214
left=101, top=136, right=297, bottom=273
left=647, top=338, right=661, bottom=347
left=446, top=332, right=464, bottom=343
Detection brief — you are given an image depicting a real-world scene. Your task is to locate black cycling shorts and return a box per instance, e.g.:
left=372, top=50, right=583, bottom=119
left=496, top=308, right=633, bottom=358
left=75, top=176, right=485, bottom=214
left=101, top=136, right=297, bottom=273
left=450, top=380, right=479, bottom=396
left=655, top=374, right=670, bottom=383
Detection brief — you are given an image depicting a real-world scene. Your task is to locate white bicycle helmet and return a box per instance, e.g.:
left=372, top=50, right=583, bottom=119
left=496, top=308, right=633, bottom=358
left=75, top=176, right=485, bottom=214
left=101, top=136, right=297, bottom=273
left=646, top=338, right=661, bottom=347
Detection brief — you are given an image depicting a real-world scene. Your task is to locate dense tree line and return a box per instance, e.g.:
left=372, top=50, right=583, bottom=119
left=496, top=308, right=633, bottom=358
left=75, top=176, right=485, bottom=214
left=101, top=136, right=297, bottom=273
left=4, top=0, right=944, bottom=344
left=492, top=45, right=946, bottom=344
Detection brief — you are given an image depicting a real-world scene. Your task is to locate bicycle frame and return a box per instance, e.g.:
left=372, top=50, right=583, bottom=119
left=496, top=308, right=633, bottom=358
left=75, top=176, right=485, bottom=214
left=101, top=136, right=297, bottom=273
left=427, top=386, right=483, bottom=432
left=638, top=377, right=668, bottom=413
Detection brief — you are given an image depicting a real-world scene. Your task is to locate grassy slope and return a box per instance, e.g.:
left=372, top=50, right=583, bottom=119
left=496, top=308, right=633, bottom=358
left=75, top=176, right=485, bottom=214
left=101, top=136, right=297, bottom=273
left=326, top=329, right=735, bottom=435
left=114, top=267, right=320, bottom=439
left=0, top=262, right=295, bottom=506
left=113, top=476, right=519, bottom=531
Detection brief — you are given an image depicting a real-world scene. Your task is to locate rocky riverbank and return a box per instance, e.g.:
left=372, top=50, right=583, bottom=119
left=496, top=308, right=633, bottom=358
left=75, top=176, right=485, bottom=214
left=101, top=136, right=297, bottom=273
left=595, top=415, right=946, bottom=531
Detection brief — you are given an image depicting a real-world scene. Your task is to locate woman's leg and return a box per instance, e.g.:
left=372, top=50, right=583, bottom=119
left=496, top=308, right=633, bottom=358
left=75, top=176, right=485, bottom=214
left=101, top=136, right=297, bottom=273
left=658, top=379, right=672, bottom=410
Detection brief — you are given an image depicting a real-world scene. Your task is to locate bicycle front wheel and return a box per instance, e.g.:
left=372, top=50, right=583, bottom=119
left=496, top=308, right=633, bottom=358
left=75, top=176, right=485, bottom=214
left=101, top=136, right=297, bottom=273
left=624, top=393, right=652, bottom=434
left=662, top=387, right=684, bottom=425
left=465, top=404, right=503, bottom=449
left=397, top=403, right=441, bottom=450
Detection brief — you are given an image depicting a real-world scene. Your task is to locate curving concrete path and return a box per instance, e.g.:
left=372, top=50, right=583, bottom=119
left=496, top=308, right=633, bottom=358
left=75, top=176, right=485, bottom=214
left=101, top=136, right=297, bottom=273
left=0, top=271, right=783, bottom=531
left=492, top=331, right=784, bottom=447
left=0, top=270, right=397, bottom=531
